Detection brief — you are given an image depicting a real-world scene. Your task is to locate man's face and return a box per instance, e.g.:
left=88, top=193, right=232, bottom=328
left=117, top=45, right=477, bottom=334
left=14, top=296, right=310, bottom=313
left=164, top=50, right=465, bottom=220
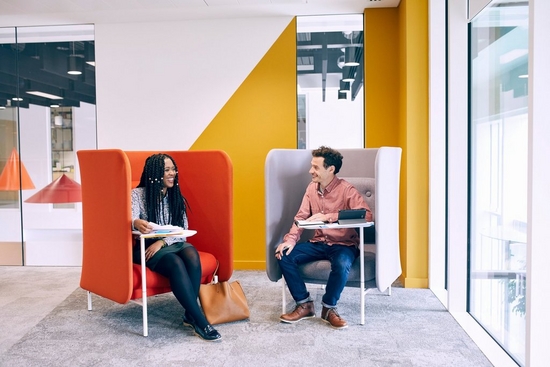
left=309, top=156, right=334, bottom=187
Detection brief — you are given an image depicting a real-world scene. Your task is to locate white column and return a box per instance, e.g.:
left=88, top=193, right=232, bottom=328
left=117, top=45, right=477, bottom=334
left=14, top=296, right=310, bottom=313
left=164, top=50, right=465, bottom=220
left=428, top=0, right=448, bottom=299
left=446, top=0, right=469, bottom=313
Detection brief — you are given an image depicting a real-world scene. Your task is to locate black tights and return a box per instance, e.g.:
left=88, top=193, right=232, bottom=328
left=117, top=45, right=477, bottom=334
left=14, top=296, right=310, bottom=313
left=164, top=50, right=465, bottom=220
left=153, top=247, right=209, bottom=329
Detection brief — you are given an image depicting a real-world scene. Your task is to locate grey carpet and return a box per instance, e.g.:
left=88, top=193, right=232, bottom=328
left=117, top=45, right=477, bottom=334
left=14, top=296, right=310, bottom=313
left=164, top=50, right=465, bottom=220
left=2, top=270, right=492, bottom=367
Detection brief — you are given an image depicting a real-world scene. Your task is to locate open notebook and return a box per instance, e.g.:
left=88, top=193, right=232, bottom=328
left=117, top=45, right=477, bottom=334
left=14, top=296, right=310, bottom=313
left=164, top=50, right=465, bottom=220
left=337, top=208, right=367, bottom=225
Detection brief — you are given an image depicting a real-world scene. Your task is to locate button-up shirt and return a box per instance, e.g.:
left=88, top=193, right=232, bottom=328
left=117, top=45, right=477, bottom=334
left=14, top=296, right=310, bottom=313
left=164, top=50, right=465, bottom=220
left=282, top=176, right=372, bottom=247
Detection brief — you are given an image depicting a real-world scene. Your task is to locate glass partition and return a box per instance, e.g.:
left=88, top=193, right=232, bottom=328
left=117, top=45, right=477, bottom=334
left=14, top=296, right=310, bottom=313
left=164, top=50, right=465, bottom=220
left=0, top=24, right=96, bottom=266
left=297, top=14, right=364, bottom=149
left=0, top=27, right=23, bottom=264
left=469, top=2, right=528, bottom=365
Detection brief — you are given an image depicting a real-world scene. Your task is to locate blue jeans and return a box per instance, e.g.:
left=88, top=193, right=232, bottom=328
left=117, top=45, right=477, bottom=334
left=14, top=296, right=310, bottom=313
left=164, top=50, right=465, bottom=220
left=278, top=241, right=359, bottom=308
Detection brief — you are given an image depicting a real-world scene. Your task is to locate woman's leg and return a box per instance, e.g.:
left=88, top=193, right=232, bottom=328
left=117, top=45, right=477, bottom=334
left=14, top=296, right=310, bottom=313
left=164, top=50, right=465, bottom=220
left=177, top=246, right=202, bottom=298
left=154, top=253, right=209, bottom=329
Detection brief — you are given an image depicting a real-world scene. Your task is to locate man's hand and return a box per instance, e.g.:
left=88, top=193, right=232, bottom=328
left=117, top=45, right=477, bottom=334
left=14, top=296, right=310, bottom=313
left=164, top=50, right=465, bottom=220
left=275, top=242, right=295, bottom=260
left=307, top=213, right=329, bottom=222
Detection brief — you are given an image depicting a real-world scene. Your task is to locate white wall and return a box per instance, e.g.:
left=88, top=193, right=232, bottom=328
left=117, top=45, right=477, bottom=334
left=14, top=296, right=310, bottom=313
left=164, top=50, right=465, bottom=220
left=94, top=17, right=292, bottom=150
left=305, top=87, right=364, bottom=149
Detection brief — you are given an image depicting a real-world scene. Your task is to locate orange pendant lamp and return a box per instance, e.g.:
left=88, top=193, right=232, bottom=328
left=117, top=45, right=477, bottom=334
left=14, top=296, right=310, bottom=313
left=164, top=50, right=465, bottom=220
left=0, top=147, right=35, bottom=190
left=25, top=173, right=82, bottom=203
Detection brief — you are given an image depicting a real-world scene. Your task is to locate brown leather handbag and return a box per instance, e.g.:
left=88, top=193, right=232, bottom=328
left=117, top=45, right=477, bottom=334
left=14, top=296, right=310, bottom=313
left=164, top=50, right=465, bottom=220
left=198, top=267, right=250, bottom=325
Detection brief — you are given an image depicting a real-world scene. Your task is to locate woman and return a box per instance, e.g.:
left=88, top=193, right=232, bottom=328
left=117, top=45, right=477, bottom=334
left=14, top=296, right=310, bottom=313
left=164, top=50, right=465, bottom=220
left=131, top=153, right=221, bottom=341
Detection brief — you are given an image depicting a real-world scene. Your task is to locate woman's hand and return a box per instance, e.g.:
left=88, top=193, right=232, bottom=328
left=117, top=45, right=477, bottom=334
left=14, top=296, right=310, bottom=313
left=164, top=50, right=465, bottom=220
left=145, top=240, right=164, bottom=261
left=134, top=219, right=152, bottom=234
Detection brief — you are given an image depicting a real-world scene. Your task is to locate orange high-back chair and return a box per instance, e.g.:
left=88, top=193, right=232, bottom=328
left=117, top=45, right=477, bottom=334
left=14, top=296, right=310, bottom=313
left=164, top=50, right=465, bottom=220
left=77, top=149, right=233, bottom=336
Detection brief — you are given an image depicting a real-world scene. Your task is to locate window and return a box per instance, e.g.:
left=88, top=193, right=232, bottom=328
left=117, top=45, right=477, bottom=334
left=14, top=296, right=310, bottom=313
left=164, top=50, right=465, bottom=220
left=469, top=3, right=528, bottom=365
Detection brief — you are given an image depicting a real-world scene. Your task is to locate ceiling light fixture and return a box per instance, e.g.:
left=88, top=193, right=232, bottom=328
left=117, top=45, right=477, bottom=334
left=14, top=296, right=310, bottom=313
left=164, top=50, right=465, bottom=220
left=343, top=31, right=360, bottom=67
left=344, top=46, right=359, bottom=66
left=25, top=173, right=82, bottom=203
left=67, top=42, right=83, bottom=75
left=0, top=148, right=35, bottom=191
left=26, top=91, right=63, bottom=100
left=85, top=42, right=95, bottom=67
left=342, top=66, right=355, bottom=82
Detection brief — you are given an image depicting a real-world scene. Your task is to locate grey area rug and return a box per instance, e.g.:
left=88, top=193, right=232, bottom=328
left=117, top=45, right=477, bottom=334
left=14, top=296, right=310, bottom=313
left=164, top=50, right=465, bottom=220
left=2, top=271, right=492, bottom=367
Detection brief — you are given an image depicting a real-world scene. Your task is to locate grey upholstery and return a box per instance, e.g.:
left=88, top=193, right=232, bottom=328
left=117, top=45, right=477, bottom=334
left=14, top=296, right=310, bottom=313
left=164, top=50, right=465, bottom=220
left=265, top=147, right=402, bottom=319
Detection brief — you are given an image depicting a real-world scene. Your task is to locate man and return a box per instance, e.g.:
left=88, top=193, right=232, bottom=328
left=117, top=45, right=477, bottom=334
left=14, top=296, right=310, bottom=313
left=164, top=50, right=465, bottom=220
left=275, top=146, right=372, bottom=329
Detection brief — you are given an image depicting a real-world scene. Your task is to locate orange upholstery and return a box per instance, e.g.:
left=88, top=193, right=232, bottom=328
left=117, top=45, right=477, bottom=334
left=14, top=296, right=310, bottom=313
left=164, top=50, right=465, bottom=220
left=130, top=251, right=218, bottom=299
left=78, top=149, right=233, bottom=307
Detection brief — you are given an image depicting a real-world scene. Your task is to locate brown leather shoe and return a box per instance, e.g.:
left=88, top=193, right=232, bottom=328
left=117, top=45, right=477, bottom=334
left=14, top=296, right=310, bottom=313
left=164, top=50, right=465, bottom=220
left=280, top=301, right=315, bottom=323
left=321, top=306, right=348, bottom=329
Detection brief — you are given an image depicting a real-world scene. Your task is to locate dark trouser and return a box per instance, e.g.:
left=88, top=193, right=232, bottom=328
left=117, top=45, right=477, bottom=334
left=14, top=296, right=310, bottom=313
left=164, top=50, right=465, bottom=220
left=278, top=242, right=359, bottom=308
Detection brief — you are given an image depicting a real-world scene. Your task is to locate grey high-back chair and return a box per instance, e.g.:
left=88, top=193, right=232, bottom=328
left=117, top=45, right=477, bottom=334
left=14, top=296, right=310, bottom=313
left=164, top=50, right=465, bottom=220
left=265, top=147, right=402, bottom=324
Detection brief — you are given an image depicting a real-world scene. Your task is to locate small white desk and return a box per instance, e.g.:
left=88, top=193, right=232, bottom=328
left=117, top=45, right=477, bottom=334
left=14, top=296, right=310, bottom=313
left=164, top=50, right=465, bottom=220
left=296, top=221, right=374, bottom=325
left=134, top=230, right=184, bottom=336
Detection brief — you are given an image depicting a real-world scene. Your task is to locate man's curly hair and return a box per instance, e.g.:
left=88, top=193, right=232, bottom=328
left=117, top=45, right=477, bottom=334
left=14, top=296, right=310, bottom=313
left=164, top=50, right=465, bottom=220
left=311, top=146, right=343, bottom=174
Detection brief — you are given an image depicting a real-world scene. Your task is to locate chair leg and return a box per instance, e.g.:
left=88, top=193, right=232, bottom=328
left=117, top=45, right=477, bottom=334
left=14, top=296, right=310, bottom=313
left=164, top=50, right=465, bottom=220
left=142, top=295, right=148, bottom=337
left=140, top=236, right=149, bottom=337
left=87, top=291, right=92, bottom=311
left=387, top=286, right=392, bottom=296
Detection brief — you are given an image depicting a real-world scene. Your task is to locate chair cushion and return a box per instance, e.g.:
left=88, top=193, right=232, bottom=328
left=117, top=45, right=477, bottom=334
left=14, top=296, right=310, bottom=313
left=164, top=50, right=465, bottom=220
left=340, top=177, right=375, bottom=221
left=298, top=251, right=376, bottom=288
left=130, top=250, right=218, bottom=300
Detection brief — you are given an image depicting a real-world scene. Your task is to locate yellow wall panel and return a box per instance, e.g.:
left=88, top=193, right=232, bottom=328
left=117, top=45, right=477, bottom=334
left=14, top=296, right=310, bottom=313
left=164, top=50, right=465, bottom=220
left=401, top=0, right=429, bottom=288
left=191, top=19, right=297, bottom=269
left=365, top=0, right=429, bottom=288
left=364, top=8, right=400, bottom=148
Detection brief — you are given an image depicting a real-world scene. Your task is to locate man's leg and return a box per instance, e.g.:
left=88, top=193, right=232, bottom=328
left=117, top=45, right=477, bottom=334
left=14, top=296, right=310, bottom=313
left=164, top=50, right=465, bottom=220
left=320, top=244, right=359, bottom=329
left=278, top=242, right=325, bottom=323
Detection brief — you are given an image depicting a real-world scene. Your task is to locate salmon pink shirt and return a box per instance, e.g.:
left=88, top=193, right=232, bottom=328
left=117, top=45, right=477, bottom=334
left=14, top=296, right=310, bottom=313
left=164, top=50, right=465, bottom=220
left=282, top=176, right=372, bottom=247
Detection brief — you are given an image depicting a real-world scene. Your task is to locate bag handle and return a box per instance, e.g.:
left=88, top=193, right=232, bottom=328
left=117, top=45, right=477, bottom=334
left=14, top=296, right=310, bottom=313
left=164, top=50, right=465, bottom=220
left=210, top=260, right=220, bottom=284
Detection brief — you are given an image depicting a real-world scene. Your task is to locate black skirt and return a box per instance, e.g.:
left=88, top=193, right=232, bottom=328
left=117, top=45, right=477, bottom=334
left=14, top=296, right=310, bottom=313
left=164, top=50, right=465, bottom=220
left=132, top=238, right=193, bottom=271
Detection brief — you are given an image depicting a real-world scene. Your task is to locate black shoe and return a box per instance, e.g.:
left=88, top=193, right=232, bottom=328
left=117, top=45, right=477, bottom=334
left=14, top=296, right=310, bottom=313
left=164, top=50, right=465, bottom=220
left=182, top=313, right=194, bottom=328
left=194, top=324, right=222, bottom=341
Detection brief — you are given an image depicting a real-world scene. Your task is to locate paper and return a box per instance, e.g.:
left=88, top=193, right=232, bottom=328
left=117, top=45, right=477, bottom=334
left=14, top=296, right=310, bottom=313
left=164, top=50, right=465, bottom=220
left=148, top=223, right=197, bottom=237
left=149, top=223, right=182, bottom=232
left=295, top=219, right=326, bottom=226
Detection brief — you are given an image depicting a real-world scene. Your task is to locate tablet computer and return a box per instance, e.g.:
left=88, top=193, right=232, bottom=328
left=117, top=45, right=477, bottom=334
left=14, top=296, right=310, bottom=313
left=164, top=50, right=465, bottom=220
left=337, top=208, right=367, bottom=225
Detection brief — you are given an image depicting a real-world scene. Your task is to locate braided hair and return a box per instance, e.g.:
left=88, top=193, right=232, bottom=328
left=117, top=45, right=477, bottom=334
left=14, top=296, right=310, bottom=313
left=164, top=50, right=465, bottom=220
left=136, top=153, right=188, bottom=227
